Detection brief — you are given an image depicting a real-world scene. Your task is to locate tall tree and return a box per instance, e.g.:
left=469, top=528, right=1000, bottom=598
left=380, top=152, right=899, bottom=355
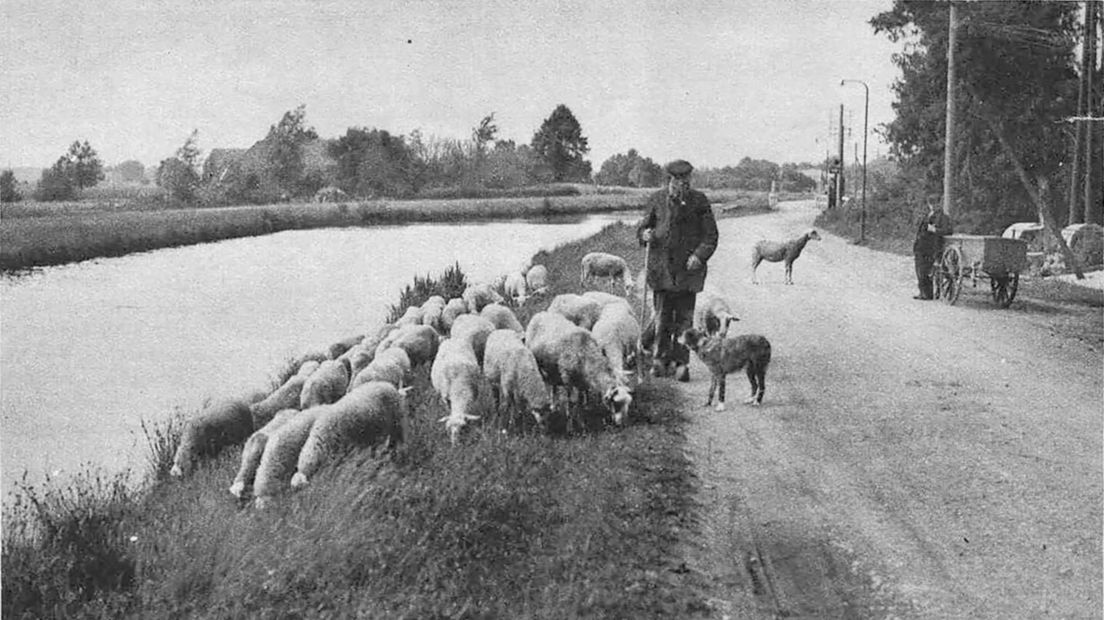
left=157, top=130, right=202, bottom=202
left=530, top=104, right=591, bottom=182
left=0, top=169, right=22, bottom=202
left=871, top=1, right=1081, bottom=230
left=57, top=140, right=105, bottom=191
left=329, top=127, right=418, bottom=197
left=267, top=104, right=318, bottom=196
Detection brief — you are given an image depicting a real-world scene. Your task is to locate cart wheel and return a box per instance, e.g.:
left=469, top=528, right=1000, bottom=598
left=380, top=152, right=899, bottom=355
left=991, top=272, right=1019, bottom=308
left=937, top=246, right=963, bottom=305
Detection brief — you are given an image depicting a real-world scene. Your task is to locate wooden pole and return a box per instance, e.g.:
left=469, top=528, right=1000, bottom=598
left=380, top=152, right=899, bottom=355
left=837, top=104, right=845, bottom=210
left=943, top=1, right=959, bottom=217
left=1083, top=0, right=1098, bottom=224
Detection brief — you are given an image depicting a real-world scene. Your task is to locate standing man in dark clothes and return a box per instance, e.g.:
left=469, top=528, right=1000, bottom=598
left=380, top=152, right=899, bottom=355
left=637, top=159, right=719, bottom=382
left=913, top=196, right=954, bottom=300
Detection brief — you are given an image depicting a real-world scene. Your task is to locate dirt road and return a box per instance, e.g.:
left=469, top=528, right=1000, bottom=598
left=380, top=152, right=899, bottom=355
left=678, top=200, right=1102, bottom=618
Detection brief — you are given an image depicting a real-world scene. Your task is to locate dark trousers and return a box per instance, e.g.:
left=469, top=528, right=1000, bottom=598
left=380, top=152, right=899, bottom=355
left=914, top=251, right=937, bottom=298
left=652, top=289, right=696, bottom=367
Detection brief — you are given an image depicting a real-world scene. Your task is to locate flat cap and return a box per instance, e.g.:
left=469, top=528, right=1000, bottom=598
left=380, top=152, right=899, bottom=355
left=665, top=159, right=694, bottom=177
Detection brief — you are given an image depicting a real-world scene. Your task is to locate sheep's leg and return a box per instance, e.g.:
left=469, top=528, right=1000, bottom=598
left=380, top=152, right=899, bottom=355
left=784, top=260, right=794, bottom=285
left=715, top=375, right=727, bottom=411
left=754, top=365, right=766, bottom=405
left=744, top=366, right=760, bottom=404
left=750, top=255, right=762, bottom=284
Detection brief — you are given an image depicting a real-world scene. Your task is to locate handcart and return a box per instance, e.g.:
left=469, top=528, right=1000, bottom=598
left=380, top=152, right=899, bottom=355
left=935, top=234, right=1028, bottom=308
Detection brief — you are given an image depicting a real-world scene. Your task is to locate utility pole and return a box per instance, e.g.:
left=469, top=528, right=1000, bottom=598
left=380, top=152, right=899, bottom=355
left=1083, top=0, right=1098, bottom=224
left=943, top=1, right=958, bottom=218
left=837, top=104, right=845, bottom=211
left=842, top=79, right=869, bottom=244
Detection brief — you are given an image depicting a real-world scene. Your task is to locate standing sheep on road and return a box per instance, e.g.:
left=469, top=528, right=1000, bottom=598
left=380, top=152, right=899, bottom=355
left=431, top=338, right=484, bottom=445
left=580, top=252, right=634, bottom=292
left=290, top=381, right=410, bottom=489
left=750, top=230, right=821, bottom=285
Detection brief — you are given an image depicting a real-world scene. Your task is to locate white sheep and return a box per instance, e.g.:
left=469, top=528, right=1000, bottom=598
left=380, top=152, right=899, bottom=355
left=580, top=252, right=634, bottom=292
left=693, top=291, right=740, bottom=337
left=248, top=360, right=319, bottom=429
left=479, top=303, right=525, bottom=335
left=375, top=323, right=440, bottom=367
left=395, top=305, right=425, bottom=328
left=337, top=343, right=375, bottom=380
left=591, top=302, right=643, bottom=378
left=440, top=297, right=469, bottom=334
left=461, top=283, right=506, bottom=314
left=430, top=338, right=483, bottom=445
left=327, top=334, right=364, bottom=360
left=503, top=270, right=529, bottom=305
left=252, top=406, right=324, bottom=507
left=750, top=229, right=822, bottom=285
left=170, top=396, right=255, bottom=477
left=548, top=293, right=604, bottom=330
left=348, top=346, right=411, bottom=391
left=483, top=329, right=553, bottom=427
left=290, top=381, right=410, bottom=489
left=299, top=358, right=352, bottom=410
left=581, top=290, right=633, bottom=313
left=449, top=314, right=497, bottom=365
left=525, top=311, right=634, bottom=429
left=229, top=408, right=299, bottom=498
left=420, top=295, right=447, bottom=332
left=525, top=264, right=549, bottom=296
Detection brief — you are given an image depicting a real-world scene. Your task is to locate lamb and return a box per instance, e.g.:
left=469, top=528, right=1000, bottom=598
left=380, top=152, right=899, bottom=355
left=375, top=323, right=440, bottom=367
left=693, top=291, right=740, bottom=337
left=580, top=252, right=633, bottom=292
left=430, top=338, right=483, bottom=445
left=591, top=302, right=643, bottom=376
left=290, top=381, right=410, bottom=489
left=548, top=293, right=604, bottom=330
left=395, top=305, right=425, bottom=328
left=420, top=295, right=447, bottom=333
left=440, top=297, right=469, bottom=334
left=449, top=314, right=497, bottom=365
left=482, top=329, right=553, bottom=427
left=349, top=346, right=411, bottom=391
left=503, top=270, right=529, bottom=305
left=479, top=303, right=525, bottom=335
left=525, top=311, right=633, bottom=428
left=248, top=359, right=320, bottom=428
left=170, top=396, right=255, bottom=477
left=252, top=406, right=324, bottom=507
left=525, top=264, right=549, bottom=295
left=461, top=283, right=505, bottom=314
left=299, top=358, right=352, bottom=410
left=678, top=327, right=772, bottom=410
left=229, top=408, right=299, bottom=498
left=750, top=229, right=821, bottom=285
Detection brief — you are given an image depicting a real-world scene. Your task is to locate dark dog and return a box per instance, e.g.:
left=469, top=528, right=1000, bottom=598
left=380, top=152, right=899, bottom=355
left=678, top=327, right=772, bottom=409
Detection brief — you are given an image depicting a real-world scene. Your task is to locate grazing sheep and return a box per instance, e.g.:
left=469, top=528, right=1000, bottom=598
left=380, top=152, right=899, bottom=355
left=420, top=295, right=447, bottom=332
left=299, top=358, right=353, bottom=410
left=440, top=297, right=469, bottom=334
left=503, top=270, right=529, bottom=305
left=290, top=382, right=410, bottom=489
left=359, top=323, right=399, bottom=362
left=376, top=323, right=440, bottom=367
left=679, top=327, right=772, bottom=409
left=230, top=408, right=299, bottom=498
left=431, top=338, right=483, bottom=445
left=349, top=347, right=411, bottom=391
left=580, top=252, right=634, bottom=292
left=581, top=290, right=633, bottom=313
left=693, top=292, right=740, bottom=337
left=483, top=329, right=553, bottom=427
left=252, top=407, right=324, bottom=507
left=170, top=397, right=255, bottom=477
left=526, top=311, right=634, bottom=428
left=548, top=293, right=604, bottom=330
left=248, top=360, right=319, bottom=428
left=449, top=314, right=497, bottom=365
left=750, top=229, right=821, bottom=285
left=525, top=264, right=549, bottom=296
left=479, top=303, right=525, bottom=335
left=327, top=334, right=364, bottom=360
left=461, top=283, right=505, bottom=314
left=591, top=302, right=643, bottom=377
left=395, top=305, right=425, bottom=328
left=337, top=343, right=376, bottom=379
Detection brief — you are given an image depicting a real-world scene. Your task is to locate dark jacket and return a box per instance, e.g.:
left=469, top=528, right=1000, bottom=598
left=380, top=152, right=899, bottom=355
left=636, top=188, right=719, bottom=292
left=913, top=209, right=954, bottom=257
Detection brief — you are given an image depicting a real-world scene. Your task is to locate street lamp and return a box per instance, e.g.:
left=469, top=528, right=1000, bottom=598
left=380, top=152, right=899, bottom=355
left=841, top=79, right=868, bottom=244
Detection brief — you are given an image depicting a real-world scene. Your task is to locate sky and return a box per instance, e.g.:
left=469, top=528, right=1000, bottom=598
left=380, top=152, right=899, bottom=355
left=1, top=0, right=904, bottom=172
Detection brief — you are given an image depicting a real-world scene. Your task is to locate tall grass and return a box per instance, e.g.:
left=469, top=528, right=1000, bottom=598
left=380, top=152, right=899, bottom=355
left=2, top=222, right=713, bottom=619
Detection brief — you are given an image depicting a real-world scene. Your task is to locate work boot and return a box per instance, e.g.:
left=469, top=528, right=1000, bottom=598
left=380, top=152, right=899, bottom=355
left=674, top=364, right=690, bottom=382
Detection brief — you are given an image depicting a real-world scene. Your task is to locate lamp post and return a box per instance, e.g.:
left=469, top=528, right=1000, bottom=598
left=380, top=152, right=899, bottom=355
left=841, top=79, right=868, bottom=244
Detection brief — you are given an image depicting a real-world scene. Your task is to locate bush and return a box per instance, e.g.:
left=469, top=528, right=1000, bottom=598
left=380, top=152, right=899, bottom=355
left=35, top=167, right=77, bottom=202
left=1070, top=223, right=1104, bottom=268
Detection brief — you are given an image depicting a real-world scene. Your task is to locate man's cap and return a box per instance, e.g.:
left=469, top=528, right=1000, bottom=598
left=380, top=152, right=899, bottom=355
left=665, top=159, right=694, bottom=177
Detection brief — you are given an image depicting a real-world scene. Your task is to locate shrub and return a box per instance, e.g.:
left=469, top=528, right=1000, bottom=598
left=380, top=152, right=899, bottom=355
left=1069, top=223, right=1104, bottom=268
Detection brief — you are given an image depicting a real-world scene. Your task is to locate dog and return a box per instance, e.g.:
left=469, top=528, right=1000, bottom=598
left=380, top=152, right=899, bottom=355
left=678, top=327, right=772, bottom=410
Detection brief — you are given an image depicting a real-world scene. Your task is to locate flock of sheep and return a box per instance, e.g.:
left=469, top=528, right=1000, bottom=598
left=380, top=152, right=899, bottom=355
left=167, top=253, right=663, bottom=508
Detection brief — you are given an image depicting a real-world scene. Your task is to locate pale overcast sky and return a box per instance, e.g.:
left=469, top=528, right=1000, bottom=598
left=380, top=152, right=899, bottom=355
left=1, top=0, right=902, bottom=170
